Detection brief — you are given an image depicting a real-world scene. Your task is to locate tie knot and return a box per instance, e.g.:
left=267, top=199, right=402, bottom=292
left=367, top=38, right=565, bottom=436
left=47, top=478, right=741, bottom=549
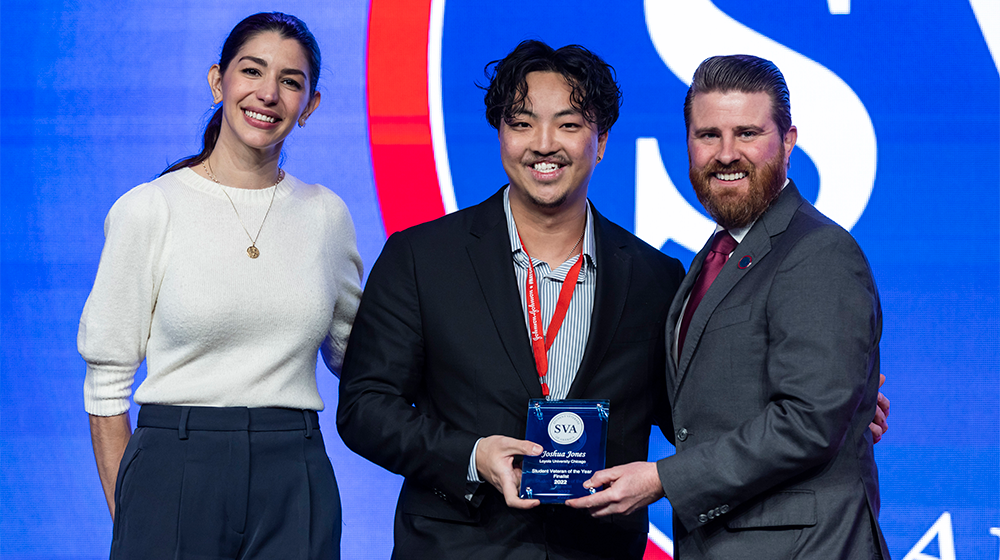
left=711, top=230, right=738, bottom=256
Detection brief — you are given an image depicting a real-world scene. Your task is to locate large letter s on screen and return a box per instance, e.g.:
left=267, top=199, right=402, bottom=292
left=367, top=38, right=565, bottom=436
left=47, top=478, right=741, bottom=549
left=636, top=0, right=877, bottom=252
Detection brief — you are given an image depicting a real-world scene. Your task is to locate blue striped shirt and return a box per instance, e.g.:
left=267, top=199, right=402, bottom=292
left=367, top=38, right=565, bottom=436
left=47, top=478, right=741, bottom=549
left=466, top=188, right=598, bottom=486
left=503, top=187, right=597, bottom=401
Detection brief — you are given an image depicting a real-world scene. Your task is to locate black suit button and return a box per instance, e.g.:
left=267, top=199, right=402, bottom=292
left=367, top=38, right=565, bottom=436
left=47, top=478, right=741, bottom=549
left=698, top=513, right=708, bottom=523
left=720, top=504, right=730, bottom=514
left=676, top=428, right=688, bottom=442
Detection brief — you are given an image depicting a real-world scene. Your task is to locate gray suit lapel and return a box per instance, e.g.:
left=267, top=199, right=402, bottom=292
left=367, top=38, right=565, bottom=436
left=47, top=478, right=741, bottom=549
left=567, top=208, right=631, bottom=399
left=672, top=182, right=806, bottom=400
left=466, top=190, right=544, bottom=398
left=665, top=236, right=712, bottom=395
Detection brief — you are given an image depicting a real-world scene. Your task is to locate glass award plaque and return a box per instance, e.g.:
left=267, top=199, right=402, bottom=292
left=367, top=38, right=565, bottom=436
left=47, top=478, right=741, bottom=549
left=519, top=399, right=609, bottom=503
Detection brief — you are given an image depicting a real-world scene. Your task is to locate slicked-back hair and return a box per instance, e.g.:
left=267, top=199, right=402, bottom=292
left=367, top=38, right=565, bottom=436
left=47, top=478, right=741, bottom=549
left=161, top=12, right=321, bottom=176
left=684, top=55, right=792, bottom=139
left=482, top=40, right=621, bottom=135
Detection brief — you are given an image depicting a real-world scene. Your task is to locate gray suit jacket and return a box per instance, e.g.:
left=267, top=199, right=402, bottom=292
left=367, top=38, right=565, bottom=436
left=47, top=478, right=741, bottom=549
left=657, top=182, right=890, bottom=559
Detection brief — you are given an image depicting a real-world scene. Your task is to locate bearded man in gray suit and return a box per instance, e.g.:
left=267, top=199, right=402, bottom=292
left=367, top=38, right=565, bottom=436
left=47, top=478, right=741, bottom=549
left=568, top=55, right=890, bottom=559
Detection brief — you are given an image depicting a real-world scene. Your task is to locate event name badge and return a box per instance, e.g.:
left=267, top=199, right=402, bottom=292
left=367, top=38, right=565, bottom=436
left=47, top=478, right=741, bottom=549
left=519, top=399, right=609, bottom=503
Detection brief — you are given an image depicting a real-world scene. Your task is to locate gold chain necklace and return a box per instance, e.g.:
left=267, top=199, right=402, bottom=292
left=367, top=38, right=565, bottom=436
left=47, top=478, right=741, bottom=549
left=203, top=160, right=283, bottom=259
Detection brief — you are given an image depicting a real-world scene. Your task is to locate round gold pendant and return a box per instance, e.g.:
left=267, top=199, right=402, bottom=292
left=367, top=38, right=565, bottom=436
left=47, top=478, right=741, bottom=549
left=247, top=246, right=260, bottom=259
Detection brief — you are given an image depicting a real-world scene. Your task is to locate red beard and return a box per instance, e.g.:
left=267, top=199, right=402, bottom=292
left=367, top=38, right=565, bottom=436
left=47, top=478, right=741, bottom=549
left=690, top=146, right=786, bottom=230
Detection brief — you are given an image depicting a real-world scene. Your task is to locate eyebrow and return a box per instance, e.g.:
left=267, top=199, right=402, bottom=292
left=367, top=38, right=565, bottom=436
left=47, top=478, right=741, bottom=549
left=512, top=107, right=582, bottom=119
left=692, top=124, right=766, bottom=135
left=238, top=56, right=307, bottom=79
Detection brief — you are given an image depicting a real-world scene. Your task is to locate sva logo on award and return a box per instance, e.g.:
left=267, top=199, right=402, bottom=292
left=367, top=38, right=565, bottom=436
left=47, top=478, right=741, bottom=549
left=548, top=412, right=585, bottom=445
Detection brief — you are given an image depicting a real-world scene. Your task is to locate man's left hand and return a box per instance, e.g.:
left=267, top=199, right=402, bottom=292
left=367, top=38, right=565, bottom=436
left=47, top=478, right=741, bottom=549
left=869, top=374, right=890, bottom=443
left=564, top=461, right=664, bottom=516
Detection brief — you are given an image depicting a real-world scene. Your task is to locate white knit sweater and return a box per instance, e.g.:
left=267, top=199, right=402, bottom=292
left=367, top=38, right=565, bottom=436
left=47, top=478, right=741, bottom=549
left=79, top=167, right=363, bottom=416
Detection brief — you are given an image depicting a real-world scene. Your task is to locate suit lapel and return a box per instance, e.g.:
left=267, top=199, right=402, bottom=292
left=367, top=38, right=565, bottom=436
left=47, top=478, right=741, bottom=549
left=466, top=189, right=544, bottom=398
left=567, top=207, right=630, bottom=399
left=665, top=236, right=712, bottom=396
left=672, top=183, right=806, bottom=400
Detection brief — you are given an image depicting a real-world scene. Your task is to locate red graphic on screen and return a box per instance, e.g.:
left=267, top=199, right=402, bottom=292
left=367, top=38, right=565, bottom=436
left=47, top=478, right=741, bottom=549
left=367, top=0, right=446, bottom=235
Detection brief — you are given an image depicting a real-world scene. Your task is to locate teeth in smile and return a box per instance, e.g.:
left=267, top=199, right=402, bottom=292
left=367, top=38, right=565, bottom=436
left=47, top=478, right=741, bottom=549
left=534, top=162, right=559, bottom=173
left=244, top=110, right=276, bottom=123
left=715, top=172, right=747, bottom=181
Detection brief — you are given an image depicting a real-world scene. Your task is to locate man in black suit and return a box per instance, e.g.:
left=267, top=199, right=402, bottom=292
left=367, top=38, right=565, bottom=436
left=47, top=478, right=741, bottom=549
left=337, top=40, right=685, bottom=559
left=567, top=55, right=890, bottom=559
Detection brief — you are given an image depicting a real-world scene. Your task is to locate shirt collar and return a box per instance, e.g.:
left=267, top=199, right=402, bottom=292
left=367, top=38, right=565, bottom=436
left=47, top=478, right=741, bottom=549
left=503, top=186, right=597, bottom=268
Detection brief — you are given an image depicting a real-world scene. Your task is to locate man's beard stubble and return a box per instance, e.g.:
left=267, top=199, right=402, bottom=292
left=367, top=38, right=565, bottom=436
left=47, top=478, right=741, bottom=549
left=527, top=191, right=569, bottom=210
left=689, top=147, right=786, bottom=230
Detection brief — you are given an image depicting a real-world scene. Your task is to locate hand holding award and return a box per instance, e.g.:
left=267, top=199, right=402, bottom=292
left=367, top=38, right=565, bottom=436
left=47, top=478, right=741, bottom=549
left=518, top=399, right=609, bottom=504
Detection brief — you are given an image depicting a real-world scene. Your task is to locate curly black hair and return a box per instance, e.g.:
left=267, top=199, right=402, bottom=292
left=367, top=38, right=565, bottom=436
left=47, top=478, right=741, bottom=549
left=482, top=40, right=621, bottom=135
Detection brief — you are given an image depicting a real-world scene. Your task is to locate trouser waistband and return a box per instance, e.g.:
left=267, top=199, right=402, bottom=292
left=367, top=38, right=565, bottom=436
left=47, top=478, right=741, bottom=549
left=137, top=404, right=319, bottom=439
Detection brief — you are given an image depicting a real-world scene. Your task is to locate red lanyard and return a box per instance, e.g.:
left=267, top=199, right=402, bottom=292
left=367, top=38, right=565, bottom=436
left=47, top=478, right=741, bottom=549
left=518, top=233, right=585, bottom=397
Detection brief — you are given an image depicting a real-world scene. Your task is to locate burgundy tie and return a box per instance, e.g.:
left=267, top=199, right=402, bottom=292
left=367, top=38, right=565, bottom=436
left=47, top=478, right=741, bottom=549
left=677, top=231, right=738, bottom=355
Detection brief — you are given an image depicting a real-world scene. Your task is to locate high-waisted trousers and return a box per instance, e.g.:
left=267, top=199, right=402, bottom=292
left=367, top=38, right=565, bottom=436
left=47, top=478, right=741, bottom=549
left=110, top=405, right=341, bottom=560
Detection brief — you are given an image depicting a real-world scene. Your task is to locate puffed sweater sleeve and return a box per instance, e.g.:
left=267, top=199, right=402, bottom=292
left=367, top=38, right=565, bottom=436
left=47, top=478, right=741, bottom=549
left=79, top=184, right=170, bottom=416
left=319, top=192, right=364, bottom=377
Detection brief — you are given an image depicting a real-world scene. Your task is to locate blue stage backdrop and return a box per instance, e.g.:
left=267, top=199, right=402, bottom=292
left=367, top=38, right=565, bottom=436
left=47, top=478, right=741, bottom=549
left=1, top=1, right=997, bottom=559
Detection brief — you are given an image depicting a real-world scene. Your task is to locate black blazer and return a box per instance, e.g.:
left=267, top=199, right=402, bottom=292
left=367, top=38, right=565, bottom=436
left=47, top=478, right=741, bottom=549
left=658, top=183, right=890, bottom=559
left=338, top=188, right=684, bottom=559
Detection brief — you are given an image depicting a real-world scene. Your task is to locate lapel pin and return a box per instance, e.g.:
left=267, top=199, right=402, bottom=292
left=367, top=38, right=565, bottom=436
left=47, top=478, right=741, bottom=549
left=737, top=255, right=752, bottom=269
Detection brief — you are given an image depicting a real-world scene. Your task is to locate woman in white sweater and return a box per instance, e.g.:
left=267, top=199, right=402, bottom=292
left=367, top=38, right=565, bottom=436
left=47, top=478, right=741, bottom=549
left=79, top=12, right=362, bottom=559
